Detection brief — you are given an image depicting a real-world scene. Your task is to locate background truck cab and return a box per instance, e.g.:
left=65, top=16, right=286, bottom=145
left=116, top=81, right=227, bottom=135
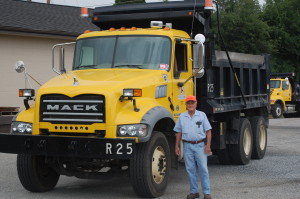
left=270, top=73, right=300, bottom=118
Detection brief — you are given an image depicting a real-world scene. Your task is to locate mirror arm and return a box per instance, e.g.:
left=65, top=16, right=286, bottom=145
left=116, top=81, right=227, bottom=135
left=177, top=68, right=201, bottom=87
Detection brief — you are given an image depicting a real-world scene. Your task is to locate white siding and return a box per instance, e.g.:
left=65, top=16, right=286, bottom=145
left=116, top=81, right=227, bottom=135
left=0, top=33, right=75, bottom=109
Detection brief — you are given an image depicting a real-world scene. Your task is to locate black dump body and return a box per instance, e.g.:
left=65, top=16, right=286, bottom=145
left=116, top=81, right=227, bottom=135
left=92, top=1, right=210, bottom=36
left=92, top=1, right=270, bottom=115
left=197, top=47, right=270, bottom=115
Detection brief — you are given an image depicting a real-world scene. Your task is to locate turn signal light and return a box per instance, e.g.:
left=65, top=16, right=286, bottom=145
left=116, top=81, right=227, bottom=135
left=123, top=89, right=142, bottom=97
left=19, top=89, right=35, bottom=97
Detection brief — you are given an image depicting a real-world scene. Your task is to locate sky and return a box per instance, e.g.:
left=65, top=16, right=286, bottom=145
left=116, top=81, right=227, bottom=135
left=28, top=0, right=265, bottom=8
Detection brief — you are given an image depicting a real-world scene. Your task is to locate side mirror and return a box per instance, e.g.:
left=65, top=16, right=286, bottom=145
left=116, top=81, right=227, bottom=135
left=15, top=61, right=25, bottom=73
left=285, top=77, right=289, bottom=85
left=59, top=47, right=66, bottom=74
left=52, top=42, right=75, bottom=75
left=193, top=34, right=205, bottom=78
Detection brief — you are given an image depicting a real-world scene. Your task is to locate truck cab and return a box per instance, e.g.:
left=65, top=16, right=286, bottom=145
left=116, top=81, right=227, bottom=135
left=270, top=73, right=300, bottom=118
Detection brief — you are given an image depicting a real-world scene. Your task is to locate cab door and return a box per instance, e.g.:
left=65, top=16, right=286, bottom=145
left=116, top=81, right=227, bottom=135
left=171, top=40, right=194, bottom=120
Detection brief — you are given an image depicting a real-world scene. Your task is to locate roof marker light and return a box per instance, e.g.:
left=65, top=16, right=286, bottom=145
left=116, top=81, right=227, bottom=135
left=80, top=8, right=88, bottom=18
left=204, top=0, right=215, bottom=11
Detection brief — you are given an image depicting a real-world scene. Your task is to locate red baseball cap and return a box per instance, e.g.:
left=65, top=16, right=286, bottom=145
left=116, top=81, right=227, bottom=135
left=185, top=96, right=197, bottom=102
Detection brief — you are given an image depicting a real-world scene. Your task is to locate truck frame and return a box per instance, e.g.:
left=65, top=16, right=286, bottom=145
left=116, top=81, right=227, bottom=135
left=0, top=1, right=270, bottom=198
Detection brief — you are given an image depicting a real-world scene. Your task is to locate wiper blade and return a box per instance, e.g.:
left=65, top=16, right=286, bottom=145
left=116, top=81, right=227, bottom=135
left=114, top=65, right=143, bottom=69
left=75, top=65, right=97, bottom=69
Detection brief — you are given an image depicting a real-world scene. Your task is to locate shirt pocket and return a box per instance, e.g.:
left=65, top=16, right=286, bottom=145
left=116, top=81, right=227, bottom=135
left=194, top=120, right=203, bottom=133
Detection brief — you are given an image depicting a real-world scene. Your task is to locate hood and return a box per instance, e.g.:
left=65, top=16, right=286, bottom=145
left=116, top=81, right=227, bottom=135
left=38, top=69, right=167, bottom=97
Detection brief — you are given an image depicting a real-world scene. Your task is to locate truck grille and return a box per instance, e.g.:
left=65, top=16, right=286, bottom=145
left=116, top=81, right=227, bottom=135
left=40, top=94, right=105, bottom=124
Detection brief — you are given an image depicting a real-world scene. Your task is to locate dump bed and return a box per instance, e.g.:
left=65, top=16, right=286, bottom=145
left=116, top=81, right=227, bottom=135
left=196, top=48, right=270, bottom=114
left=92, top=1, right=209, bottom=36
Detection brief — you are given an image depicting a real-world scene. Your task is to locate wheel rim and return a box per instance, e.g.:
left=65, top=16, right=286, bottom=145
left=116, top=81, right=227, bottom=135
left=243, top=128, right=251, bottom=156
left=276, top=106, right=281, bottom=116
left=259, top=123, right=266, bottom=150
left=152, top=146, right=166, bottom=184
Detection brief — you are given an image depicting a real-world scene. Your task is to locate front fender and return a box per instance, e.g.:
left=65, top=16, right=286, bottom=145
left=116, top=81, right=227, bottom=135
left=139, top=106, right=174, bottom=142
left=15, top=106, right=35, bottom=124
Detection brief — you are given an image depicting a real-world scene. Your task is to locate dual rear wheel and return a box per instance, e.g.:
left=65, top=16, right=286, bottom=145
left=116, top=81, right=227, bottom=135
left=217, top=117, right=267, bottom=165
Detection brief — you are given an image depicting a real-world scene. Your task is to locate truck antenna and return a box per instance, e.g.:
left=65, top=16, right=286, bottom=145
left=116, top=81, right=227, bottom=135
left=190, top=0, right=197, bottom=38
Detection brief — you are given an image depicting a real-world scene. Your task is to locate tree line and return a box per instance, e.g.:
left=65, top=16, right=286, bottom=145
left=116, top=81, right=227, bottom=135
left=115, top=0, right=299, bottom=79
left=211, top=0, right=299, bottom=78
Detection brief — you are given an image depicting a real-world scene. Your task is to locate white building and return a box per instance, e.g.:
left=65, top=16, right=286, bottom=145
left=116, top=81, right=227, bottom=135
left=0, top=0, right=98, bottom=109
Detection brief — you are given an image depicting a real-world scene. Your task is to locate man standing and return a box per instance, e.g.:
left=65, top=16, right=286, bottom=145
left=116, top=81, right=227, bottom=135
left=174, top=96, right=212, bottom=199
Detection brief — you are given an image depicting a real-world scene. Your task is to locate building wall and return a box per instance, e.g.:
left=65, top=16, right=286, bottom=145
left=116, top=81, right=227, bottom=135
left=0, top=33, right=75, bottom=109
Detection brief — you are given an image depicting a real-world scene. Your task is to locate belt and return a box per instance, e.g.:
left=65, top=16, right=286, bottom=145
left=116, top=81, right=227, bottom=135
left=182, top=139, right=205, bottom=144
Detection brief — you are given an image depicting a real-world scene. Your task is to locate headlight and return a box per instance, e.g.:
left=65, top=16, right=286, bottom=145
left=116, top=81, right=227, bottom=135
left=118, top=124, right=148, bottom=137
left=11, top=122, right=32, bottom=134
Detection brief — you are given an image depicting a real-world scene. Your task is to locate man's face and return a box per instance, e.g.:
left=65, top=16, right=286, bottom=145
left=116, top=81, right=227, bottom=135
left=186, top=101, right=197, bottom=112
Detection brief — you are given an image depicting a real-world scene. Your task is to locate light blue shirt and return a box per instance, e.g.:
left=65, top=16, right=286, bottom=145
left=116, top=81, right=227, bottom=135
left=173, top=110, right=212, bottom=141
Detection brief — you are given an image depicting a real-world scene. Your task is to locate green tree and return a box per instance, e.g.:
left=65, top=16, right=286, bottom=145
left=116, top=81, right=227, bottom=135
left=115, top=0, right=145, bottom=5
left=211, top=0, right=273, bottom=55
left=262, top=0, right=300, bottom=76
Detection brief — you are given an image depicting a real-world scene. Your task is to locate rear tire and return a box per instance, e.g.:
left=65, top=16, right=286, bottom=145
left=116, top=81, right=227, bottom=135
left=250, top=116, right=267, bottom=159
left=130, top=131, right=170, bottom=198
left=230, top=118, right=253, bottom=165
left=17, top=154, right=60, bottom=192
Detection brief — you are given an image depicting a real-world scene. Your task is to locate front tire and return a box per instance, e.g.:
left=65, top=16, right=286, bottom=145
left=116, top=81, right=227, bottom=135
left=17, top=154, right=60, bottom=192
left=230, top=118, right=253, bottom=165
left=130, top=131, right=170, bottom=198
left=271, top=104, right=283, bottom=118
left=250, top=116, right=267, bottom=159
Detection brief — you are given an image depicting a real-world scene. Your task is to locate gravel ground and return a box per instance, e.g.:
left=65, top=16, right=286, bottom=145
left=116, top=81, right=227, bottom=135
left=0, top=118, right=299, bottom=199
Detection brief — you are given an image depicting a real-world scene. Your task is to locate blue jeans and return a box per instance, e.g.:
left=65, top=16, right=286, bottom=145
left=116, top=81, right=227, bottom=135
left=184, top=142, right=211, bottom=194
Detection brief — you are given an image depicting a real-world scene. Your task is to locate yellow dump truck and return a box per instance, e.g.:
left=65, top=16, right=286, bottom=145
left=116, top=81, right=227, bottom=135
left=270, top=73, right=300, bottom=118
left=0, top=1, right=270, bottom=198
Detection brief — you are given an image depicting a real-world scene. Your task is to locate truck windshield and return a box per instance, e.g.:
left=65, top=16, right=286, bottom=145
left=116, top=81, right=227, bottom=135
left=270, top=80, right=281, bottom=89
left=73, top=36, right=171, bottom=71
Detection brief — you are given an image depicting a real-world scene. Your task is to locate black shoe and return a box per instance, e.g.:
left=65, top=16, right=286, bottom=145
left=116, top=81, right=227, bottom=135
left=187, top=193, right=200, bottom=199
left=204, top=194, right=212, bottom=199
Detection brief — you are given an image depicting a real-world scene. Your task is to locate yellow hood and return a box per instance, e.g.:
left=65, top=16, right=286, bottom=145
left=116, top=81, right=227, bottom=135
left=38, top=69, right=167, bottom=97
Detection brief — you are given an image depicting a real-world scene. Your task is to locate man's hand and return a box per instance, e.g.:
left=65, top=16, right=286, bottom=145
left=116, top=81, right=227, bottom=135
left=175, top=145, right=180, bottom=156
left=205, top=130, right=212, bottom=154
left=204, top=145, right=211, bottom=154
left=175, top=132, right=182, bottom=156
